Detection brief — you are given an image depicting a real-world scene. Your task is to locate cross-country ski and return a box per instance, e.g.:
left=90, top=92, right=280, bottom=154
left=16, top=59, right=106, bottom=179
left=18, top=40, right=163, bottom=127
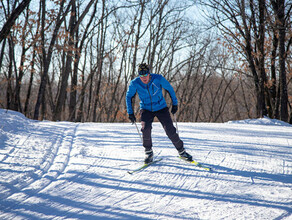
left=128, top=158, right=163, bottom=174
left=178, top=156, right=212, bottom=171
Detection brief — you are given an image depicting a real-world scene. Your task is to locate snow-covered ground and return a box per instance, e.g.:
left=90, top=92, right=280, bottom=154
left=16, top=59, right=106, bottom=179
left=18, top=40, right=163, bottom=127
left=0, top=108, right=291, bottom=220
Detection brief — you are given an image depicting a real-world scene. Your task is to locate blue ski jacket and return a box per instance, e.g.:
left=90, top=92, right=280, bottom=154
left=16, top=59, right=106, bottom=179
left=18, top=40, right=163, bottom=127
left=126, top=74, right=178, bottom=114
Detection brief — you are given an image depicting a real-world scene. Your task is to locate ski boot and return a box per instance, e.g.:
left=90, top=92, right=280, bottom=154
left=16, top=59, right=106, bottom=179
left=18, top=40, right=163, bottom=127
left=144, top=150, right=153, bottom=164
left=179, top=150, right=193, bottom=162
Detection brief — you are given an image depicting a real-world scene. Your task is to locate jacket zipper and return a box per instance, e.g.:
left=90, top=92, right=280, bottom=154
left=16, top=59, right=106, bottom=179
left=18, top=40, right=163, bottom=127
left=147, top=85, right=153, bottom=111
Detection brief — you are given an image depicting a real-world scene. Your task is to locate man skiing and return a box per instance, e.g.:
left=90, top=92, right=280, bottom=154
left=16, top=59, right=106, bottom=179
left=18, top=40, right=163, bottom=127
left=126, top=63, right=193, bottom=164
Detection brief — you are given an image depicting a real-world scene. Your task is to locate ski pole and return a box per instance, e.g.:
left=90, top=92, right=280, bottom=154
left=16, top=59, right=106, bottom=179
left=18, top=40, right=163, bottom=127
left=173, top=113, right=179, bottom=135
left=134, top=121, right=143, bottom=143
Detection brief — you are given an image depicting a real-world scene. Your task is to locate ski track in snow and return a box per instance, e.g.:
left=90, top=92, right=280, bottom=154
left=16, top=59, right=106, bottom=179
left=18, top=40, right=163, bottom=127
left=0, top=109, right=292, bottom=219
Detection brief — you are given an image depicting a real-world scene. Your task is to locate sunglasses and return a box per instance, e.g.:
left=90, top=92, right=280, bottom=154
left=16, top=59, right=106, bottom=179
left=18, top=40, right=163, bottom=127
left=139, top=70, right=149, bottom=77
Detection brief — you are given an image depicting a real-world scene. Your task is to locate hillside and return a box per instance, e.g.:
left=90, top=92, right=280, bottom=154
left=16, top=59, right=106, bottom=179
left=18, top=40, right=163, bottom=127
left=0, top=109, right=291, bottom=219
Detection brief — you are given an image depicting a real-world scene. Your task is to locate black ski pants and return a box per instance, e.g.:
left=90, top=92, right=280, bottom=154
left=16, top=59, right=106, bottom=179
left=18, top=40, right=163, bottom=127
left=140, top=107, right=184, bottom=152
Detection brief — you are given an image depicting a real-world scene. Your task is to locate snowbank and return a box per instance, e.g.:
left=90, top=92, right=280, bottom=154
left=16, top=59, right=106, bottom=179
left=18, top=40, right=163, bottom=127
left=227, top=116, right=291, bottom=127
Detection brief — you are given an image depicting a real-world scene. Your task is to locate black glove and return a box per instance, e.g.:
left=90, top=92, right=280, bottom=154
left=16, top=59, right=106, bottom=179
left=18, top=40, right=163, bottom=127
left=171, top=105, right=178, bottom=114
left=128, top=114, right=136, bottom=123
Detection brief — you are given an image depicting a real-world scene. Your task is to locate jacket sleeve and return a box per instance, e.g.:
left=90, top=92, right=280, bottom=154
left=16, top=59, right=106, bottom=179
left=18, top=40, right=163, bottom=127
left=126, top=80, right=137, bottom=114
left=160, top=76, right=178, bottom=106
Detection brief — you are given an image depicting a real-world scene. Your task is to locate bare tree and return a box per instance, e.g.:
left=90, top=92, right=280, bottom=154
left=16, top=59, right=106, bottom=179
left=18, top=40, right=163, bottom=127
left=0, top=0, right=31, bottom=43
left=200, top=0, right=291, bottom=122
left=271, top=0, right=289, bottom=121
left=53, top=0, right=95, bottom=121
left=2, top=0, right=282, bottom=123
left=34, top=0, right=70, bottom=120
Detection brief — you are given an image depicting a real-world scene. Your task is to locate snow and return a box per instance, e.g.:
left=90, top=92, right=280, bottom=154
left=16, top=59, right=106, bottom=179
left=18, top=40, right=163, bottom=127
left=0, top=108, right=291, bottom=220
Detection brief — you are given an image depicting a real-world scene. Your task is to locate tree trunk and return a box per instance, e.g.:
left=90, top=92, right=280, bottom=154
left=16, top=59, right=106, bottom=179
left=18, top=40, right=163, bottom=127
left=270, top=27, right=278, bottom=118
left=278, top=0, right=288, bottom=121
left=258, top=0, right=268, bottom=117
left=6, top=38, right=13, bottom=110
left=68, top=32, right=79, bottom=121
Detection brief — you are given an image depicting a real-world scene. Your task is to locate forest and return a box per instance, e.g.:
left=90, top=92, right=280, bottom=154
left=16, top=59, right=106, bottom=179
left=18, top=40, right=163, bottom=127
left=0, top=0, right=291, bottom=123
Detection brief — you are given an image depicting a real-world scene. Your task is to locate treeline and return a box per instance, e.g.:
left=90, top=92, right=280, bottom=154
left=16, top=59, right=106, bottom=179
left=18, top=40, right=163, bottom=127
left=0, top=0, right=291, bottom=123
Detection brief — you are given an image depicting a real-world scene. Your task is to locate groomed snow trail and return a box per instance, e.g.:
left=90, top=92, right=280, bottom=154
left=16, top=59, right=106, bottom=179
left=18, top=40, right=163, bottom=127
left=0, top=109, right=291, bottom=219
